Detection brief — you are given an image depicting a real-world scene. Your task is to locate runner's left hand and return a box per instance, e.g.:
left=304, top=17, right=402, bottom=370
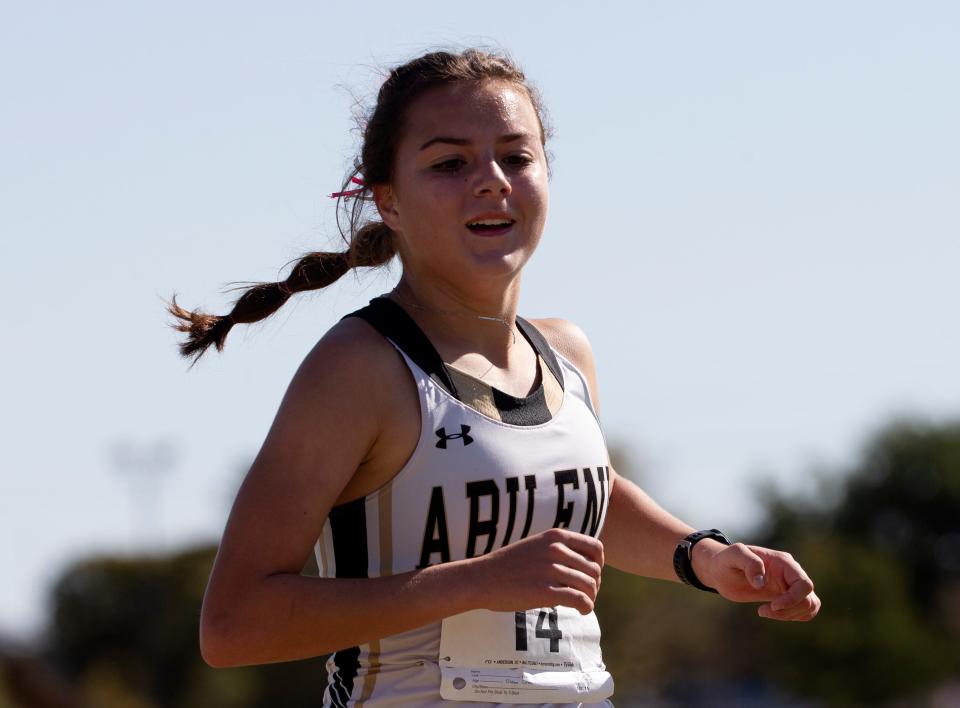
left=692, top=542, right=821, bottom=621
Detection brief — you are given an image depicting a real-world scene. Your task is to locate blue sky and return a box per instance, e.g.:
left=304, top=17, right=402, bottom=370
left=2, top=1, right=958, bottom=637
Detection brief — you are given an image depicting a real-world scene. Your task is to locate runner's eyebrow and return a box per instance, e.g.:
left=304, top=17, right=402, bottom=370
left=418, top=133, right=530, bottom=151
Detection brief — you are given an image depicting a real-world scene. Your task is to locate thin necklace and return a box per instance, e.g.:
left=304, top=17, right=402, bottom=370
left=392, top=295, right=517, bottom=345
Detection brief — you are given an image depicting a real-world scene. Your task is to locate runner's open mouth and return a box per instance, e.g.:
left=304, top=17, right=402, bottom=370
left=466, top=219, right=515, bottom=233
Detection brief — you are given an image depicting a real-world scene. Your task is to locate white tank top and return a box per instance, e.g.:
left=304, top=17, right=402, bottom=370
left=315, top=299, right=615, bottom=707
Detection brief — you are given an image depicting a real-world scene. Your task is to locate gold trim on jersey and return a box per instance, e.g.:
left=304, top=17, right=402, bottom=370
left=355, top=639, right=381, bottom=707
left=378, top=483, right=394, bottom=577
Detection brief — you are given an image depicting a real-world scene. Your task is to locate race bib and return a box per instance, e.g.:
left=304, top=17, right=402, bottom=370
left=439, top=607, right=614, bottom=703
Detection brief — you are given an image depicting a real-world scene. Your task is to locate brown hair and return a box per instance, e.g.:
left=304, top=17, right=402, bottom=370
left=170, top=48, right=550, bottom=362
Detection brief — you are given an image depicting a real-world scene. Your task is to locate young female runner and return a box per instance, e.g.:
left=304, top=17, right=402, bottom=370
left=172, top=49, right=820, bottom=706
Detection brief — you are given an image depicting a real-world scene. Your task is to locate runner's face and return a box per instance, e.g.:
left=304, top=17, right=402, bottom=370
left=377, top=80, right=549, bottom=289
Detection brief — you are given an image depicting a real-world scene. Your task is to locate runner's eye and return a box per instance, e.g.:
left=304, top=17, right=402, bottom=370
left=504, top=154, right=535, bottom=169
left=432, top=158, right=466, bottom=172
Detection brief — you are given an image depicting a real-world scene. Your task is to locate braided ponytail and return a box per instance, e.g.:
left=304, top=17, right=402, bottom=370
left=170, top=224, right=394, bottom=361
left=171, top=48, right=547, bottom=362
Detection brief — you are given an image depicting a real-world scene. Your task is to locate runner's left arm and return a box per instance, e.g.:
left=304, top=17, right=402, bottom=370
left=533, top=318, right=820, bottom=622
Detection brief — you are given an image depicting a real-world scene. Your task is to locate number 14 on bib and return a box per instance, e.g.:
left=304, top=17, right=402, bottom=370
left=439, top=607, right=614, bottom=703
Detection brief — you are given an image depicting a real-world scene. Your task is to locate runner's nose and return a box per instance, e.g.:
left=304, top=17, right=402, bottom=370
left=473, top=159, right=511, bottom=198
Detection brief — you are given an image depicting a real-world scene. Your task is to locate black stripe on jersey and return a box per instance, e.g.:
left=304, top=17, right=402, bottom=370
left=326, top=498, right=368, bottom=707
left=345, top=298, right=566, bottom=427
left=344, top=297, right=460, bottom=399
left=516, top=317, right=565, bottom=393
left=329, top=646, right=359, bottom=708
left=329, top=497, right=369, bottom=579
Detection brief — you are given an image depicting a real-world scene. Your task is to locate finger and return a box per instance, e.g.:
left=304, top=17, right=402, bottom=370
left=549, top=543, right=603, bottom=582
left=759, top=592, right=820, bottom=621
left=549, top=586, right=595, bottom=615
left=769, top=575, right=815, bottom=612
left=547, top=529, right=605, bottom=565
left=801, top=592, right=822, bottom=620
left=724, top=543, right=767, bottom=589
left=784, top=592, right=821, bottom=621
left=550, top=563, right=599, bottom=600
left=760, top=591, right=820, bottom=620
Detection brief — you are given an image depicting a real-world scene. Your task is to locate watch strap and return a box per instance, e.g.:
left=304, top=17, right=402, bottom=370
left=673, top=528, right=731, bottom=593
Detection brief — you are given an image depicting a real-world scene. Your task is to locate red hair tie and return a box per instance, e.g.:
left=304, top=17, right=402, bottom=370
left=330, top=176, right=367, bottom=199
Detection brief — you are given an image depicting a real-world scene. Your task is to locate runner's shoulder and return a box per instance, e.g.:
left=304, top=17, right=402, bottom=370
left=527, top=317, right=595, bottom=370
left=527, top=317, right=601, bottom=410
left=284, top=314, right=412, bottom=421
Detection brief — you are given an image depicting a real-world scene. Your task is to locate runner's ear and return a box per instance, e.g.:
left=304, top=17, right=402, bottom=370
left=373, top=184, right=401, bottom=232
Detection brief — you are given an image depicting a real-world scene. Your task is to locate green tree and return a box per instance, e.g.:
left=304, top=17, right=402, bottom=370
left=752, top=419, right=960, bottom=705
left=40, top=419, right=960, bottom=706
left=45, top=547, right=327, bottom=707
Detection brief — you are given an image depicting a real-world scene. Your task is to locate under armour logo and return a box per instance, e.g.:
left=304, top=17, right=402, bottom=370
left=435, top=425, right=474, bottom=449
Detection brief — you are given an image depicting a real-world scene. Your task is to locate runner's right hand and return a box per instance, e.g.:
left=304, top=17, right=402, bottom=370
left=469, top=528, right=604, bottom=615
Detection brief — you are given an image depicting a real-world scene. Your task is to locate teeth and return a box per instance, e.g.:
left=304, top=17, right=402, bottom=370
left=468, top=219, right=513, bottom=227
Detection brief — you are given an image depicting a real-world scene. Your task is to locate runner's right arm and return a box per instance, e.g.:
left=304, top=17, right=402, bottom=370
left=199, top=319, right=603, bottom=667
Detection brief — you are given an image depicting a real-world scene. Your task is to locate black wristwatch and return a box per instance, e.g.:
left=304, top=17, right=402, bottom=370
left=673, top=529, right=731, bottom=593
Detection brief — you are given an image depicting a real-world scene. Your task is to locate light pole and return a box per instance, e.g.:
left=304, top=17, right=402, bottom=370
left=109, top=439, right=177, bottom=551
